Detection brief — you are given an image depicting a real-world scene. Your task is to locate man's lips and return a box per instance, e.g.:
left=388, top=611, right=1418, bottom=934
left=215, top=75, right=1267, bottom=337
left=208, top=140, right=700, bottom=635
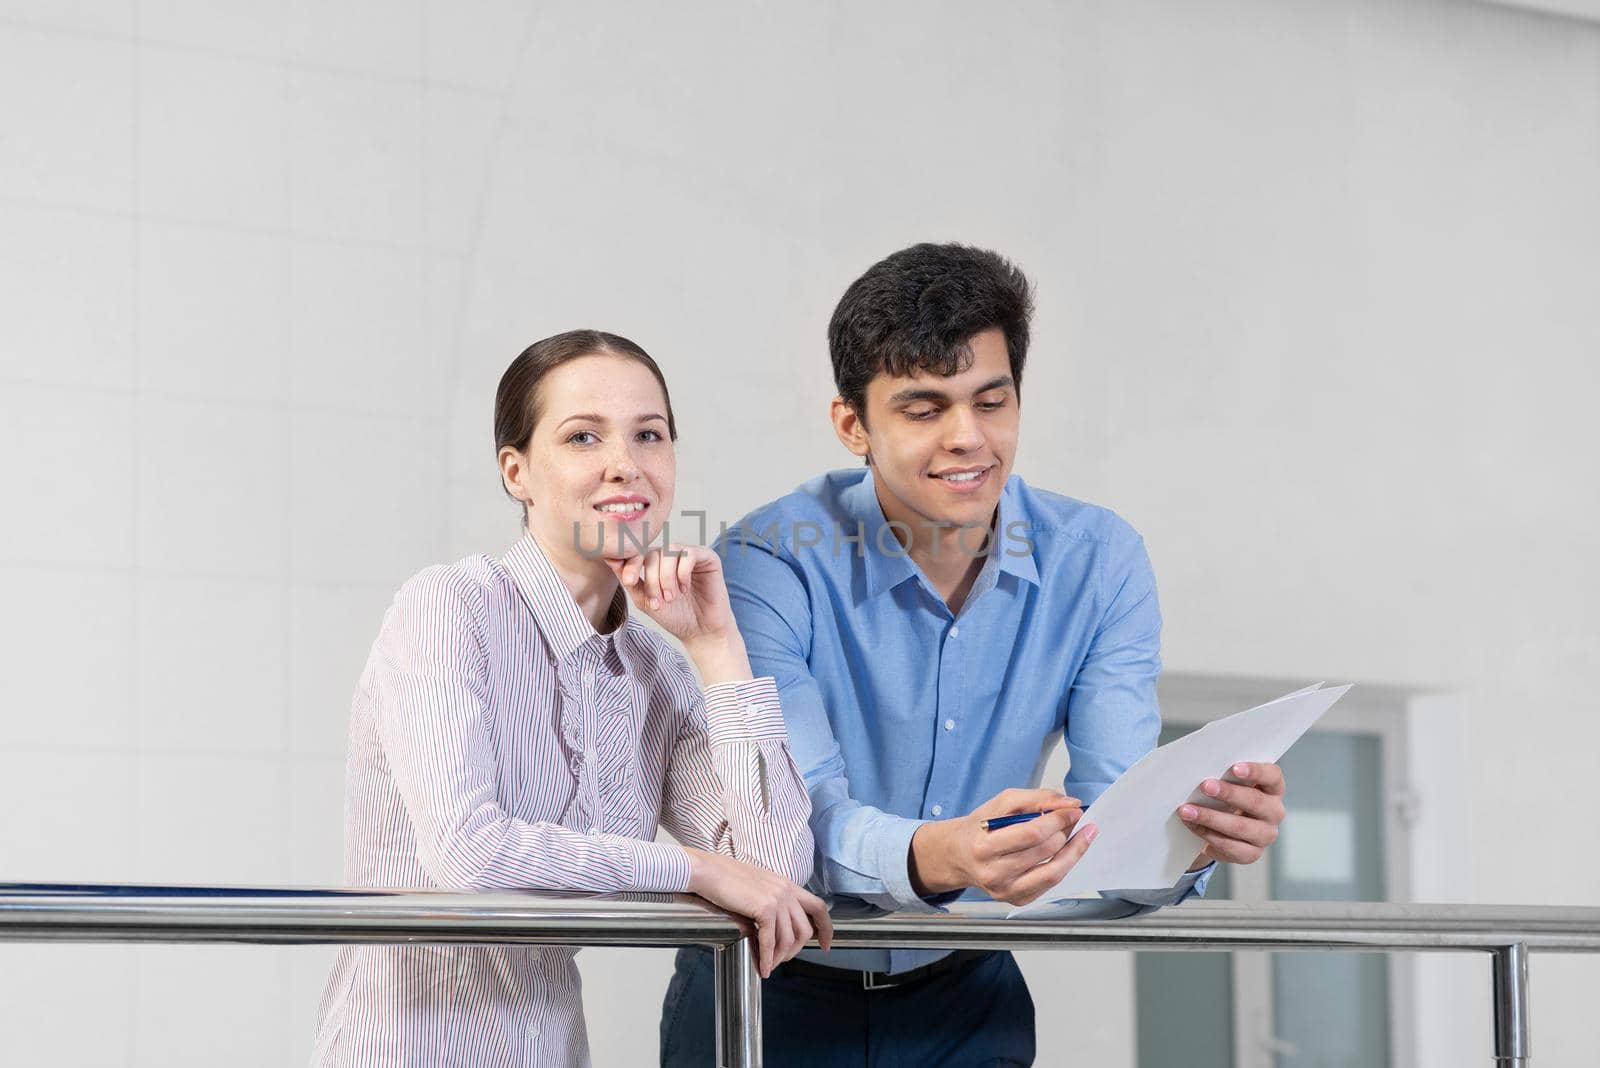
left=929, top=465, right=993, bottom=493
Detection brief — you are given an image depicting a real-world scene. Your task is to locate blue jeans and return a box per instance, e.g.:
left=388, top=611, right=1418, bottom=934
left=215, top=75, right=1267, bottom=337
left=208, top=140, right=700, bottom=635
left=659, top=946, right=1035, bottom=1067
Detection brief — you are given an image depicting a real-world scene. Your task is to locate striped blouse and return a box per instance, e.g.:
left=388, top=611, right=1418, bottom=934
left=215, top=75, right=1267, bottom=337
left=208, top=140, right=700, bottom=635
left=311, top=534, right=814, bottom=1067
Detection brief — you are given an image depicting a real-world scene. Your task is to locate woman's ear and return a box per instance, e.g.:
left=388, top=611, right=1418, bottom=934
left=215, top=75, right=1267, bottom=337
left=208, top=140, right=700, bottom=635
left=829, top=396, right=871, bottom=461
left=499, top=445, right=531, bottom=505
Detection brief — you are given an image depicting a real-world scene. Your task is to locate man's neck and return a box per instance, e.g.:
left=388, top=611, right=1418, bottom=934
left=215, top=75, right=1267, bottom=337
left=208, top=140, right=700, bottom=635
left=875, top=497, right=995, bottom=616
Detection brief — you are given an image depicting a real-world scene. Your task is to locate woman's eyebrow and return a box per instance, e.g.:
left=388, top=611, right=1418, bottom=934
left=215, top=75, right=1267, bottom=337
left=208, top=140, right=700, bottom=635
left=554, top=411, right=668, bottom=430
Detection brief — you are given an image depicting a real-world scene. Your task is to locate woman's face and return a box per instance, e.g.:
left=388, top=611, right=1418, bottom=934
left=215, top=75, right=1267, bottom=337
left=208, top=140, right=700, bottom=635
left=505, top=353, right=676, bottom=562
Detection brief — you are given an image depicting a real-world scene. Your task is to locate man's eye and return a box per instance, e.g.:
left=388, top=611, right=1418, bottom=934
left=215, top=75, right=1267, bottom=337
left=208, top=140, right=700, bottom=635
left=905, top=409, right=937, bottom=421
left=978, top=400, right=1007, bottom=411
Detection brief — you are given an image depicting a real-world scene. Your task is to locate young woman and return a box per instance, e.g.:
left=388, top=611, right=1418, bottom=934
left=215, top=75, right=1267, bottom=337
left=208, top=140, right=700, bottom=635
left=311, top=330, right=830, bottom=1067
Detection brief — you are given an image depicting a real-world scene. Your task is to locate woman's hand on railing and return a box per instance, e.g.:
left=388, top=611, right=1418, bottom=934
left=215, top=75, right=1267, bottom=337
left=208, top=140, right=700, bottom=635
left=684, top=848, right=835, bottom=977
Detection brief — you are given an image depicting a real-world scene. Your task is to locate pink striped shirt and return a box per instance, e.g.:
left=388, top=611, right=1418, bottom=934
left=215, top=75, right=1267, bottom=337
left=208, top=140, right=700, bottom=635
left=311, top=534, right=814, bottom=1067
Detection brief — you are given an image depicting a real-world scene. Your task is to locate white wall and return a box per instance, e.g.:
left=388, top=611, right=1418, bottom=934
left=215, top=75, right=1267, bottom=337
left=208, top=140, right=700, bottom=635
left=1, top=0, right=1596, bottom=1064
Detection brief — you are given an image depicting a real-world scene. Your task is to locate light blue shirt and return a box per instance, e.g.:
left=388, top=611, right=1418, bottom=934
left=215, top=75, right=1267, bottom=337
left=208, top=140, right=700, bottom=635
left=716, top=467, right=1211, bottom=974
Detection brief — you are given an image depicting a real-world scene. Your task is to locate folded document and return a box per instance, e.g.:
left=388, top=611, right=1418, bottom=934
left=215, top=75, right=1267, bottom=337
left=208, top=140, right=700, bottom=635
left=1009, top=682, right=1351, bottom=918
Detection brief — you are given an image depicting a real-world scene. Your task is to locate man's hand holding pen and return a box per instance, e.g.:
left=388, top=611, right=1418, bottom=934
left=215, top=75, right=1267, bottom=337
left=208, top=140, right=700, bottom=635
left=908, top=789, right=1096, bottom=906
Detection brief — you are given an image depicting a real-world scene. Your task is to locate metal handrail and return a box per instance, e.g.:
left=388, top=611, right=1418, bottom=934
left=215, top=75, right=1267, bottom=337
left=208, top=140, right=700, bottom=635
left=5, top=885, right=1598, bottom=1066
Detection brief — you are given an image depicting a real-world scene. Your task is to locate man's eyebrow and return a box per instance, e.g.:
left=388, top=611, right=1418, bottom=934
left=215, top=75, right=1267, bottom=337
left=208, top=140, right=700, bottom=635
left=971, top=375, right=1015, bottom=396
left=886, top=388, right=950, bottom=405
left=886, top=376, right=1015, bottom=406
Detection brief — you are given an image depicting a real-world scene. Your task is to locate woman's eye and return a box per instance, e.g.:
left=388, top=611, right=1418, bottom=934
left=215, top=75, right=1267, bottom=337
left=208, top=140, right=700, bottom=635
left=567, top=431, right=597, bottom=445
left=637, top=429, right=663, bottom=442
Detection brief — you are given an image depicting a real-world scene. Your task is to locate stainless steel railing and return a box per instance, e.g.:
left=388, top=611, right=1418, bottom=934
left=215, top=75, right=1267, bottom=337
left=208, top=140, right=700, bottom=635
left=4, top=884, right=1599, bottom=1067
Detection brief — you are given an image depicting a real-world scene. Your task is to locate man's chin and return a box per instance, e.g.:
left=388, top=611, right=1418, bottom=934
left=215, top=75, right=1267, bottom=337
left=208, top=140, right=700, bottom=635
left=911, top=495, right=1002, bottom=531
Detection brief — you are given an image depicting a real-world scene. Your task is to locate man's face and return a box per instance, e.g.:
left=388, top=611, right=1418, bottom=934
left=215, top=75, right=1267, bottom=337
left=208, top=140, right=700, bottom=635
left=852, top=326, right=1019, bottom=535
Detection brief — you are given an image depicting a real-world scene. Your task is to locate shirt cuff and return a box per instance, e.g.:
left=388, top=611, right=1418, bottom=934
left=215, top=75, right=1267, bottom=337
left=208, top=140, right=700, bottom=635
left=1102, top=862, right=1215, bottom=907
left=1182, top=861, right=1216, bottom=900
left=702, top=676, right=787, bottom=745
left=873, top=814, right=949, bottom=914
left=628, top=839, right=694, bottom=894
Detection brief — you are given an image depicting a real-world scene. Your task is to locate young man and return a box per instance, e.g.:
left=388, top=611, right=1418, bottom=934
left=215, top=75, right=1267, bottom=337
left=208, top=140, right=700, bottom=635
left=659, top=243, right=1289, bottom=1065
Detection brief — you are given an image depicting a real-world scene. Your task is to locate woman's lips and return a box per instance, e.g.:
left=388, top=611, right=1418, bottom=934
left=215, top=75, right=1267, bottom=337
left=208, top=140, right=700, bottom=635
left=593, top=502, right=650, bottom=516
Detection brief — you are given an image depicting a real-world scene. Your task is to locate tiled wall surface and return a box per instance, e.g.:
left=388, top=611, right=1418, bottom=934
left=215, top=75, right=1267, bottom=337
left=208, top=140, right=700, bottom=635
left=0, top=2, right=516, bottom=1063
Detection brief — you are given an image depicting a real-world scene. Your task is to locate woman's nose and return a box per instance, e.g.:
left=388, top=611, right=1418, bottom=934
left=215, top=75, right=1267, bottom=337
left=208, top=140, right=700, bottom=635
left=608, top=449, right=639, bottom=481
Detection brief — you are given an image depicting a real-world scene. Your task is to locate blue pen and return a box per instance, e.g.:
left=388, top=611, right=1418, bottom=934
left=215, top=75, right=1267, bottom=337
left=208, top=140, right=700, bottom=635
left=980, top=811, right=1043, bottom=832
left=981, top=805, right=1086, bottom=832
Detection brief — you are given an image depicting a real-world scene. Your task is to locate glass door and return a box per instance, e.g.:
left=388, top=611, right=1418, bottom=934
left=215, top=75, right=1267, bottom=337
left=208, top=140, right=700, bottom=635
left=1135, top=723, right=1393, bottom=1067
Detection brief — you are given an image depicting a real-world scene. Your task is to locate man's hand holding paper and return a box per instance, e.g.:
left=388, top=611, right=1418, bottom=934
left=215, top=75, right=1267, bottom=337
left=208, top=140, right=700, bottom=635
left=1180, top=759, right=1288, bottom=867
left=1009, top=683, right=1351, bottom=918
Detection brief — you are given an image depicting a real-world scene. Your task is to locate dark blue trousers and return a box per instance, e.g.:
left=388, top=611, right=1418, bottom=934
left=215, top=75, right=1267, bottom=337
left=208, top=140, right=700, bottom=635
left=659, top=946, right=1035, bottom=1067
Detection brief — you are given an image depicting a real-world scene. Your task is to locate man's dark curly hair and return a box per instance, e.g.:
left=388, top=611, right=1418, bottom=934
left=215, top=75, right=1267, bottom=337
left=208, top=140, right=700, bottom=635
left=828, top=242, right=1034, bottom=424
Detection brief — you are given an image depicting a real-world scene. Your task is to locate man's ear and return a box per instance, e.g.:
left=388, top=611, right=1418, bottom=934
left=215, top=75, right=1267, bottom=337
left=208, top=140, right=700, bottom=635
left=829, top=397, right=871, bottom=462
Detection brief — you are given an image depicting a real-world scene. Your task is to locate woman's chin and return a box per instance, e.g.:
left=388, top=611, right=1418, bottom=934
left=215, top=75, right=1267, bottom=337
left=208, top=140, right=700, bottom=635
left=598, top=515, right=659, bottom=557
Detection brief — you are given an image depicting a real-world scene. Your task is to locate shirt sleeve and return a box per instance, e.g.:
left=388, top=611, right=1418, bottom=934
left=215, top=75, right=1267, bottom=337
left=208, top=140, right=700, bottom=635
left=717, top=534, right=944, bottom=914
left=656, top=670, right=816, bottom=885
left=1063, top=532, right=1214, bottom=905
left=369, top=566, right=691, bottom=895
left=1061, top=532, right=1164, bottom=808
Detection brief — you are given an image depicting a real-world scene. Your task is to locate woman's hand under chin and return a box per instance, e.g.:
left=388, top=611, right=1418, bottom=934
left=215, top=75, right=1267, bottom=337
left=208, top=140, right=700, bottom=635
left=604, top=545, right=754, bottom=683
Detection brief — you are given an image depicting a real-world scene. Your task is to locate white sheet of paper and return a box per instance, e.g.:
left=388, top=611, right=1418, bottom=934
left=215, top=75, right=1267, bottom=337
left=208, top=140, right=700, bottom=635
left=1009, top=682, right=1351, bottom=918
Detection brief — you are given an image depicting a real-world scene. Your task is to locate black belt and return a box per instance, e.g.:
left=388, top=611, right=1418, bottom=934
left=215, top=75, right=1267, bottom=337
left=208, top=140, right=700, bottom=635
left=773, top=948, right=995, bottom=991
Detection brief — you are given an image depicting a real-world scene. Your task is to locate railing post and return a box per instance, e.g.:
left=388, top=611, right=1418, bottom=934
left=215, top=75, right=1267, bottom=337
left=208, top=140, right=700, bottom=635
left=713, top=936, right=762, bottom=1068
left=1492, top=942, right=1530, bottom=1066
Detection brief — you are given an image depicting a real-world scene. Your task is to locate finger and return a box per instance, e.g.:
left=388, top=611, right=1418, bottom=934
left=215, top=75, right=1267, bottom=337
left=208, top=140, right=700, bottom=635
left=675, top=549, right=695, bottom=603
left=1003, top=823, right=1098, bottom=905
left=773, top=904, right=795, bottom=971
left=1231, top=761, right=1285, bottom=796
left=1178, top=804, right=1278, bottom=848
left=1191, top=827, right=1264, bottom=865
left=650, top=549, right=672, bottom=609
left=637, top=551, right=657, bottom=609
left=800, top=891, right=833, bottom=952
left=756, top=913, right=775, bottom=979
left=786, top=900, right=812, bottom=962
left=659, top=545, right=682, bottom=603
left=993, top=828, right=1070, bottom=882
left=979, top=808, right=1076, bottom=859
left=1197, top=778, right=1285, bottom=823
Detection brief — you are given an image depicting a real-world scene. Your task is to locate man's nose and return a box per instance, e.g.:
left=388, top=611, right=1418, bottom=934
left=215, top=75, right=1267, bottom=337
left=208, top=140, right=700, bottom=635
left=944, top=406, right=984, bottom=451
